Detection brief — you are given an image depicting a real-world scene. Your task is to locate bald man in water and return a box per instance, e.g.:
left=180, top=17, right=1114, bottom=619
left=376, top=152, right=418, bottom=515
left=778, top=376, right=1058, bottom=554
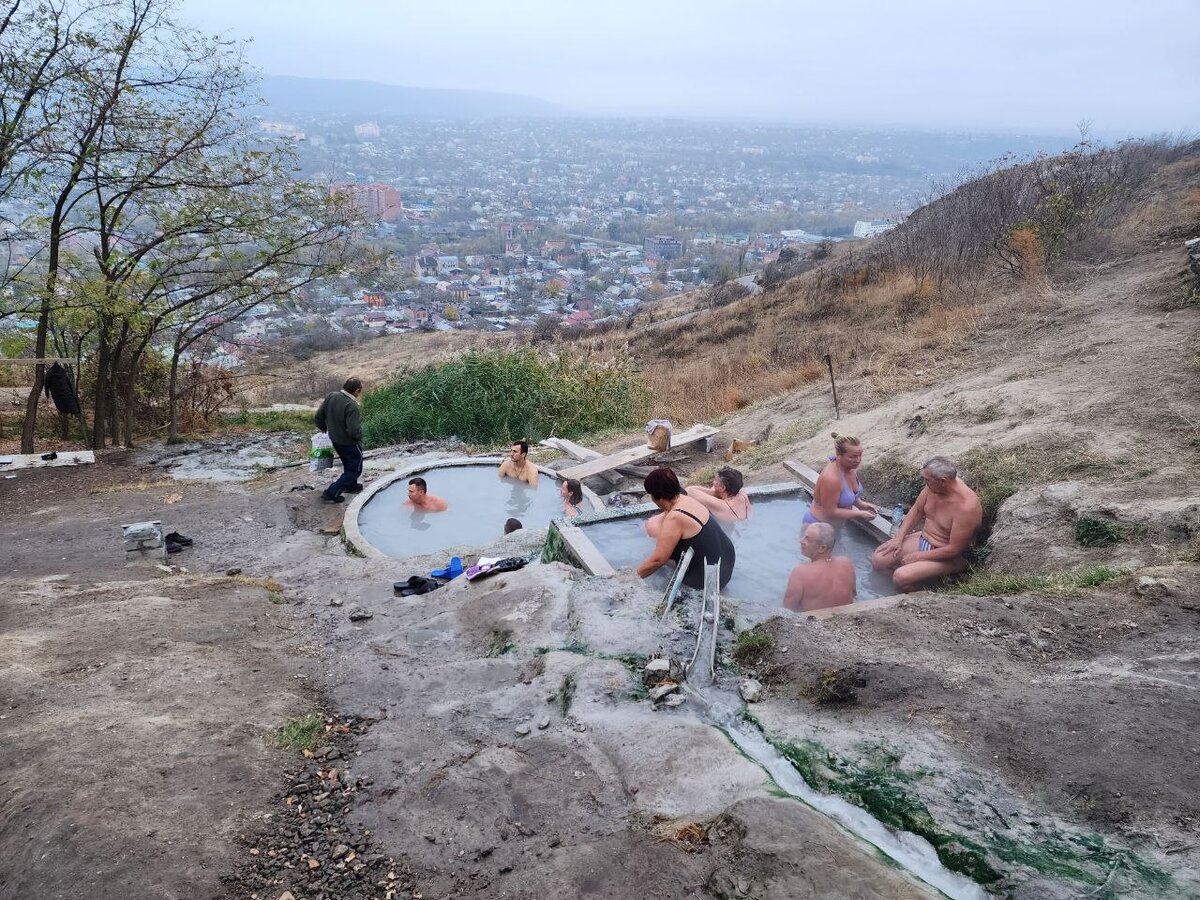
left=784, top=522, right=857, bottom=612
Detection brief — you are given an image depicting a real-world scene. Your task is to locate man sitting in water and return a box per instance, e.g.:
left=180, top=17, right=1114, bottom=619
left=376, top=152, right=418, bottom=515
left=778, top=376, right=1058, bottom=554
left=686, top=465, right=751, bottom=524
left=784, top=522, right=857, bottom=612
left=498, top=440, right=539, bottom=487
left=404, top=477, right=448, bottom=512
left=871, top=456, right=981, bottom=592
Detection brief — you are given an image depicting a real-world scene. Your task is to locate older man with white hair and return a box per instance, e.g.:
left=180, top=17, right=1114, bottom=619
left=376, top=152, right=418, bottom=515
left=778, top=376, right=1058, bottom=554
left=872, top=455, right=982, bottom=592
left=784, top=522, right=857, bottom=613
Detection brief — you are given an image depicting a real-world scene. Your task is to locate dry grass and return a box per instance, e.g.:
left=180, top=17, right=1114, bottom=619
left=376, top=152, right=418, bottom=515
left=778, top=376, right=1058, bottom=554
left=650, top=817, right=712, bottom=853
left=228, top=574, right=285, bottom=593
left=614, top=269, right=986, bottom=424
left=89, top=478, right=183, bottom=495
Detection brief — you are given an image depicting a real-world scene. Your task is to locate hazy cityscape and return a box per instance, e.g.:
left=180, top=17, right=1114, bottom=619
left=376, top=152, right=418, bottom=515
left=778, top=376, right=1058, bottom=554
left=92, top=111, right=1070, bottom=367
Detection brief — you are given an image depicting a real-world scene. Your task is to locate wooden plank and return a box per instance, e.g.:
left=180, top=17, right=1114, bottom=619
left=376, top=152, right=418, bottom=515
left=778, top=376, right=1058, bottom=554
left=784, top=458, right=892, bottom=542
left=0, top=450, right=95, bottom=470
left=541, top=437, right=622, bottom=486
left=551, top=519, right=615, bottom=577
left=0, top=358, right=69, bottom=365
left=559, top=424, right=719, bottom=481
left=541, top=437, right=656, bottom=484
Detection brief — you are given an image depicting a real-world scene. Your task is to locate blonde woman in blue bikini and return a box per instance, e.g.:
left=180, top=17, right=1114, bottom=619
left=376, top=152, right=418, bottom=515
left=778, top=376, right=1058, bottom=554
left=803, top=433, right=878, bottom=530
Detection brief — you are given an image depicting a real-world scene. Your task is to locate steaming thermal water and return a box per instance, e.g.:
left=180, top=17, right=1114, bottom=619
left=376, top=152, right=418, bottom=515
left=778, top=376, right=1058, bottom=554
left=358, top=465, right=573, bottom=559
left=580, top=495, right=893, bottom=603
left=696, top=690, right=986, bottom=900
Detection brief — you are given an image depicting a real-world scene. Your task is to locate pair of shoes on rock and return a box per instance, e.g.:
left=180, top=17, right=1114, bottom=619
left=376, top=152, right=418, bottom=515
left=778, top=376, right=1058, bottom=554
left=165, top=531, right=193, bottom=554
left=40, top=451, right=58, bottom=461
left=322, top=493, right=345, bottom=504
left=393, top=575, right=441, bottom=597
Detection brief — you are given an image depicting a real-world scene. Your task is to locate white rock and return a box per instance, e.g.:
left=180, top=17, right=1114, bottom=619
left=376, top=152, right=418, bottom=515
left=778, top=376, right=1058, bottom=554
left=537, top=716, right=551, bottom=730
left=739, top=678, right=764, bottom=703
left=649, top=682, right=680, bottom=702
left=514, top=723, right=531, bottom=736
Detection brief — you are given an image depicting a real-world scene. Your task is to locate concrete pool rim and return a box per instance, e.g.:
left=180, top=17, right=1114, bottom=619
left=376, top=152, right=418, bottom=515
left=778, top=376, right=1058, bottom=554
left=342, top=456, right=605, bottom=560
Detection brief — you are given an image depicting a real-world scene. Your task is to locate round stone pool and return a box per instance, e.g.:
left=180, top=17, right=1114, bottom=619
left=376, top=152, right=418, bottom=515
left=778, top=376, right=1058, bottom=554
left=347, top=458, right=599, bottom=560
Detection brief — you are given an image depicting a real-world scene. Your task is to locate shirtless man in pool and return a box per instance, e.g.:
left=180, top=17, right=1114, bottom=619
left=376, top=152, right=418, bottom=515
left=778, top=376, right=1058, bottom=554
left=404, top=477, right=448, bottom=512
left=872, top=456, right=981, bottom=592
left=498, top=440, right=539, bottom=487
left=784, top=522, right=856, bottom=612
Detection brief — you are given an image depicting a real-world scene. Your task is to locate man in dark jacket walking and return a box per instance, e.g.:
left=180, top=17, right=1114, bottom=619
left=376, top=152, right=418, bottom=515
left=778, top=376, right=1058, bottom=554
left=314, top=377, right=364, bottom=503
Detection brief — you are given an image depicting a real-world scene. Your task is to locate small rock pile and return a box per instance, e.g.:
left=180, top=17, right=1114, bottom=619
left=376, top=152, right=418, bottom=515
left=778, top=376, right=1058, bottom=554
left=643, top=656, right=686, bottom=708
left=220, top=715, right=416, bottom=900
left=1187, top=237, right=1200, bottom=291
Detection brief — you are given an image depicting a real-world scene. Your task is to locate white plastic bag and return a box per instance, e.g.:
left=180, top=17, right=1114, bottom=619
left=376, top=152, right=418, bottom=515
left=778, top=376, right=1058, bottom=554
left=309, top=432, right=334, bottom=472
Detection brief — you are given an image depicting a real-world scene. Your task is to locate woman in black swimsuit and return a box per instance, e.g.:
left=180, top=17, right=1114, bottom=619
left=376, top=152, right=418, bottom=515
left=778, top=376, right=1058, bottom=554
left=636, top=468, right=735, bottom=590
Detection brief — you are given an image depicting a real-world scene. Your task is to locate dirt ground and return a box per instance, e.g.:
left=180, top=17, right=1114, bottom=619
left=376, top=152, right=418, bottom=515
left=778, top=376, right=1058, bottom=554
left=0, top=453, right=940, bottom=899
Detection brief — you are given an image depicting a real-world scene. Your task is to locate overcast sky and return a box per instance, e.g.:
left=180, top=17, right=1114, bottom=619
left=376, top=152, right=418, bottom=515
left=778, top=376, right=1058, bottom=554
left=180, top=0, right=1196, bottom=134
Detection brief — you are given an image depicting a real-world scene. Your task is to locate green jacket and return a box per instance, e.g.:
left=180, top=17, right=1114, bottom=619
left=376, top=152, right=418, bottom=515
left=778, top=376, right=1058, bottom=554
left=315, top=391, right=362, bottom=446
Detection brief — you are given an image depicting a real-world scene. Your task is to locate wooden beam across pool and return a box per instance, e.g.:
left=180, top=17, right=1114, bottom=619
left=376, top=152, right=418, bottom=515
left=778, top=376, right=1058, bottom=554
left=557, top=424, right=719, bottom=482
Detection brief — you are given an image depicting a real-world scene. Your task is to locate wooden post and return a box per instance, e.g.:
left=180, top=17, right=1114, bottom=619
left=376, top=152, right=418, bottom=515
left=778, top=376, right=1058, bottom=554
left=823, top=353, right=840, bottom=420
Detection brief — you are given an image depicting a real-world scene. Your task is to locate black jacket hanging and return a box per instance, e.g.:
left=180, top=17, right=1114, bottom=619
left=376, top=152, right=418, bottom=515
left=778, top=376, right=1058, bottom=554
left=43, top=363, right=81, bottom=415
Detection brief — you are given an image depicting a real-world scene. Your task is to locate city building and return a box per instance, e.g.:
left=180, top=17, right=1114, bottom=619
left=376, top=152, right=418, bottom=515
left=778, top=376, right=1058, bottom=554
left=853, top=218, right=899, bottom=238
left=328, top=182, right=403, bottom=222
left=643, top=235, right=683, bottom=260
left=354, top=122, right=380, bottom=140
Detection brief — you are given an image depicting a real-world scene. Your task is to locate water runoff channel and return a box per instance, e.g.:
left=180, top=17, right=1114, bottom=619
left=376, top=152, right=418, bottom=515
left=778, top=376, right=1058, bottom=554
left=657, top=556, right=985, bottom=899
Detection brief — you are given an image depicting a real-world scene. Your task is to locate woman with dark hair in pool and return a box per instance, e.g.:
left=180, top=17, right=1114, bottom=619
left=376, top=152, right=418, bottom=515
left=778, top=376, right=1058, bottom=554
left=636, top=467, right=735, bottom=590
left=560, top=478, right=585, bottom=518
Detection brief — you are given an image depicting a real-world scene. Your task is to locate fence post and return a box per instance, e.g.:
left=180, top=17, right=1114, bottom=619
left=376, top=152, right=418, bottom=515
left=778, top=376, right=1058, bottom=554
left=823, top=353, right=840, bottom=420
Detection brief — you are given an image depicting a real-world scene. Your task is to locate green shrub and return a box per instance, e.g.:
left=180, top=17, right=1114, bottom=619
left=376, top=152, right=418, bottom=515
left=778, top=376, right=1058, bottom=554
left=950, top=565, right=1127, bottom=597
left=732, top=629, right=775, bottom=666
left=268, top=712, right=325, bottom=752
left=361, top=348, right=651, bottom=447
left=1075, top=514, right=1145, bottom=547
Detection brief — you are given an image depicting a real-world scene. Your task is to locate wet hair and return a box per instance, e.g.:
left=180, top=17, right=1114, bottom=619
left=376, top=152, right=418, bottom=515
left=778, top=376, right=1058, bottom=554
left=564, top=478, right=583, bottom=505
left=715, top=466, right=743, bottom=496
left=504, top=518, right=523, bottom=534
left=644, top=467, right=682, bottom=501
left=804, top=521, right=837, bottom=551
left=513, top=439, right=529, bottom=455
left=923, top=456, right=958, bottom=480
left=343, top=377, right=363, bottom=394
left=831, top=432, right=861, bottom=455
left=408, top=476, right=428, bottom=492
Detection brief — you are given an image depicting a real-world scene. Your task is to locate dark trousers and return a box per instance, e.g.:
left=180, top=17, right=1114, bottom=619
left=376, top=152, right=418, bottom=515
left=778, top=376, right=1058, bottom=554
left=325, top=442, right=363, bottom=498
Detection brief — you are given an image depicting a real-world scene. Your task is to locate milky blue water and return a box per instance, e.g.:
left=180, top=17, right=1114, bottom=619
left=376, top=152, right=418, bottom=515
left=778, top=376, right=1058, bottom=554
left=579, top=494, right=892, bottom=604
left=358, top=464, right=580, bottom=559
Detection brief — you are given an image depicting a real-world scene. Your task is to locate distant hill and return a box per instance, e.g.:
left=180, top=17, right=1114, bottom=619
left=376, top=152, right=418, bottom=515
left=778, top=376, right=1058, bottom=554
left=258, top=75, right=563, bottom=118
